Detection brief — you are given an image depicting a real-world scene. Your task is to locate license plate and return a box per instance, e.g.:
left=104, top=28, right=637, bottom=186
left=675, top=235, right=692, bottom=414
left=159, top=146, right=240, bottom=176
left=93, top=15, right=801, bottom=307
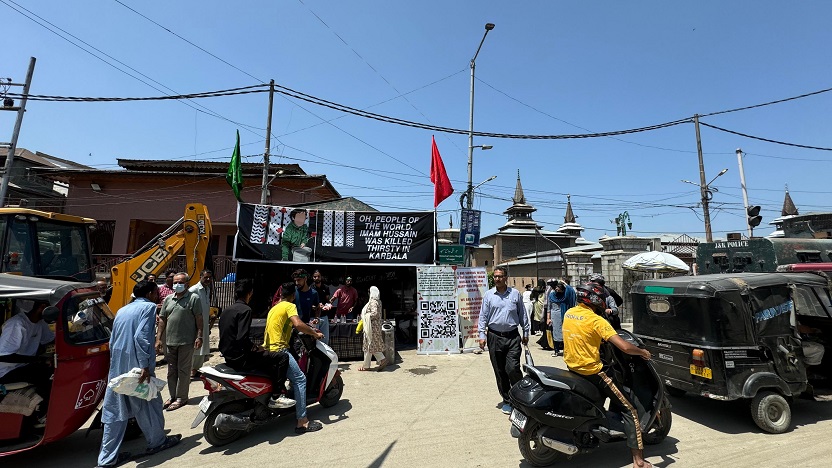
left=690, top=365, right=713, bottom=379
left=198, top=396, right=211, bottom=413
left=509, top=408, right=527, bottom=430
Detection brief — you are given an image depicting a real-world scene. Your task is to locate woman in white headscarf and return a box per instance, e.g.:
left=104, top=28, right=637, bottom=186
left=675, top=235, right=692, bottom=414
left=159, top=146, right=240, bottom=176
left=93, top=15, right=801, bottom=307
left=359, top=286, right=388, bottom=371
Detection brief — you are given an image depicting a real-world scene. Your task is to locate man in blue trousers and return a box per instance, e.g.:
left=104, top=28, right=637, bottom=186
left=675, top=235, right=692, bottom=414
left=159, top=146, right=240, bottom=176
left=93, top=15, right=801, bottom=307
left=96, top=280, right=181, bottom=467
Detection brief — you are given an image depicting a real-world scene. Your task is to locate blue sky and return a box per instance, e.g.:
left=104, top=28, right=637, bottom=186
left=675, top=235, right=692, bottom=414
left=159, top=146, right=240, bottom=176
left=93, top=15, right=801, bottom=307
left=3, top=1, right=831, bottom=241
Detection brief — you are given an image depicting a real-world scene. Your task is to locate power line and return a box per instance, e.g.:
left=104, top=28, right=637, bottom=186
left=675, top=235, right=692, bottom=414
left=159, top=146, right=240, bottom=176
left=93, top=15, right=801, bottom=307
left=699, top=121, right=832, bottom=151
left=0, top=0, right=270, bottom=136
left=701, top=86, right=832, bottom=117
left=112, top=0, right=262, bottom=83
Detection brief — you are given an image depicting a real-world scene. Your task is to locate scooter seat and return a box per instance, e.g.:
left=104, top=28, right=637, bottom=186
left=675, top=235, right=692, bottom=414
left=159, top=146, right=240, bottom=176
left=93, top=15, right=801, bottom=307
left=535, top=366, right=602, bottom=403
left=203, top=364, right=272, bottom=380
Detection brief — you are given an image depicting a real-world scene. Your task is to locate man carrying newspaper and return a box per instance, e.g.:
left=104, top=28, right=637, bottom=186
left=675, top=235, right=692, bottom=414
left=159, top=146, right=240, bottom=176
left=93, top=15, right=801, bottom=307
left=95, top=280, right=181, bottom=468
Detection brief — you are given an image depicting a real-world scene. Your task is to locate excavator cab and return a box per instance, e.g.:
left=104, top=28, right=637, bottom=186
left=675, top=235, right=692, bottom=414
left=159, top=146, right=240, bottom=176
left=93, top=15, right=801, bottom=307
left=0, top=209, right=95, bottom=283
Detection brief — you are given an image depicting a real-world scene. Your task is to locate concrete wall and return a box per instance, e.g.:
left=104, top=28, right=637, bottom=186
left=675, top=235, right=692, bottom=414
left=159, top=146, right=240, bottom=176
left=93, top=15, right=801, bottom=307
left=598, top=236, right=657, bottom=323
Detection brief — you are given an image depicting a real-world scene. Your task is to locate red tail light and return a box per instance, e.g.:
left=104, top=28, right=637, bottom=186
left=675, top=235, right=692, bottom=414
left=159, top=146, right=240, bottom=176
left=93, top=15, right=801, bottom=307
left=692, top=349, right=706, bottom=367
left=201, top=376, right=222, bottom=393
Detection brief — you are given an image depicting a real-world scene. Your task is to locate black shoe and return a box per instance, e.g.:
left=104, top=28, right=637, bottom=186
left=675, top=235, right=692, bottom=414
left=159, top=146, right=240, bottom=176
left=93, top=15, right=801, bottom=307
left=294, top=420, right=323, bottom=434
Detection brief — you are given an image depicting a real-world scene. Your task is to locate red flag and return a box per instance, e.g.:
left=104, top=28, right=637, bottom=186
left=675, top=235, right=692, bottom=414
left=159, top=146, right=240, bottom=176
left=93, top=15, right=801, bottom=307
left=430, top=136, right=454, bottom=207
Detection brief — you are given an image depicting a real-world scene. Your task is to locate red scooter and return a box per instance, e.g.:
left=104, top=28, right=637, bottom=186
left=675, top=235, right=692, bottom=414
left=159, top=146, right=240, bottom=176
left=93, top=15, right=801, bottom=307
left=191, top=334, right=343, bottom=446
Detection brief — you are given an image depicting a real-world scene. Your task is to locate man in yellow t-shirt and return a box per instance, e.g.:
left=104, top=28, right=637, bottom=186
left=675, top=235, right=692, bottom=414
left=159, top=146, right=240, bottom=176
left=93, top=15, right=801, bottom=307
left=562, top=282, right=653, bottom=468
left=264, top=282, right=324, bottom=434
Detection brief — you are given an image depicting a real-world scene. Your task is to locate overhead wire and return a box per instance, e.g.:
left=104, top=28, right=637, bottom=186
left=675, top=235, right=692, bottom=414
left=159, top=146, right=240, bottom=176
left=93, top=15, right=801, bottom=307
left=0, top=0, right=271, bottom=139
left=698, top=121, right=832, bottom=151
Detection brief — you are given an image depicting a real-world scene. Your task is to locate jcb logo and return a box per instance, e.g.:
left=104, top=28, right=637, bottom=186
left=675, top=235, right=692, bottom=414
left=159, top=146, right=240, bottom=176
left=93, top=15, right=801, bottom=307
left=197, top=215, right=206, bottom=235
left=130, top=247, right=170, bottom=282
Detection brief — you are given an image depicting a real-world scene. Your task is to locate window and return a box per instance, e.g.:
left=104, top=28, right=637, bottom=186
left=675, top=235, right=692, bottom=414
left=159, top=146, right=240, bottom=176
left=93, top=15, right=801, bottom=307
left=812, top=287, right=832, bottom=318
left=3, top=218, right=35, bottom=275
left=64, top=292, right=115, bottom=345
left=37, top=219, right=93, bottom=282
left=793, top=286, right=828, bottom=318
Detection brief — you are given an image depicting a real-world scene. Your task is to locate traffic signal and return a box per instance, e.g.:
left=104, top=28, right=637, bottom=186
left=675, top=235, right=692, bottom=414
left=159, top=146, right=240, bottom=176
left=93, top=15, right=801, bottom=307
left=747, top=205, right=762, bottom=228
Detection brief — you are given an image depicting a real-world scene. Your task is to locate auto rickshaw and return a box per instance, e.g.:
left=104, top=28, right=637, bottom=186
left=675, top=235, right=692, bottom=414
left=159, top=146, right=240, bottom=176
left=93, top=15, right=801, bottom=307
left=631, top=272, right=831, bottom=434
left=0, top=273, right=113, bottom=456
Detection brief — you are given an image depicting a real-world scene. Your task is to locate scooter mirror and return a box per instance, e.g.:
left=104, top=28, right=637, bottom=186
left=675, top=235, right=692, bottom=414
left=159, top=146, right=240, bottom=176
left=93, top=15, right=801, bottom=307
left=42, top=306, right=60, bottom=324
left=523, top=345, right=535, bottom=369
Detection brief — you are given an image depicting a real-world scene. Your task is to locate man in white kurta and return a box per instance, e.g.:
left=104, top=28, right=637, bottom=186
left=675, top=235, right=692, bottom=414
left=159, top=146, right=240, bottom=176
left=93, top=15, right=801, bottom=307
left=189, top=270, right=213, bottom=375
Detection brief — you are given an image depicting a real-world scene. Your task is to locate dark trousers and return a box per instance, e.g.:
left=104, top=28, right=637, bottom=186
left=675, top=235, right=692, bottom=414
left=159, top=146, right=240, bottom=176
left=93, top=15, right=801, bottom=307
left=229, top=350, right=290, bottom=396
left=165, top=344, right=195, bottom=401
left=486, top=330, right=522, bottom=403
left=578, top=369, right=645, bottom=450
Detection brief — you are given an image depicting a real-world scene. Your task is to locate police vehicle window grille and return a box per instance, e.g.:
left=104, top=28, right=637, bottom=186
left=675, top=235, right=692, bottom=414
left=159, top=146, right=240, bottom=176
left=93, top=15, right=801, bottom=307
left=793, top=286, right=827, bottom=318
left=796, top=252, right=822, bottom=263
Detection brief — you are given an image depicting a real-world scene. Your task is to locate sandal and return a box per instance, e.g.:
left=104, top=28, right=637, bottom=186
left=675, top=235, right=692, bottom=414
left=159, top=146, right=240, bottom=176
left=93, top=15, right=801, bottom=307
left=162, top=399, right=173, bottom=410
left=294, top=420, right=323, bottom=434
left=376, top=359, right=389, bottom=372
left=165, top=399, right=187, bottom=412
left=95, top=451, right=132, bottom=468
left=145, top=434, right=182, bottom=455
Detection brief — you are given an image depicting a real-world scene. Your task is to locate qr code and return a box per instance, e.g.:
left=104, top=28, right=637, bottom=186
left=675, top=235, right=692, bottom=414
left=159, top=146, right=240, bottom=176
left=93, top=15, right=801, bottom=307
left=419, top=300, right=457, bottom=339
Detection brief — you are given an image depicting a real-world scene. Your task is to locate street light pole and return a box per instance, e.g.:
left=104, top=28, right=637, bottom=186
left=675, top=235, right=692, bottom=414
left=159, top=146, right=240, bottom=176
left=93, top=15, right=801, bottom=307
left=736, top=148, right=752, bottom=237
left=693, top=114, right=714, bottom=242
left=465, top=22, right=494, bottom=267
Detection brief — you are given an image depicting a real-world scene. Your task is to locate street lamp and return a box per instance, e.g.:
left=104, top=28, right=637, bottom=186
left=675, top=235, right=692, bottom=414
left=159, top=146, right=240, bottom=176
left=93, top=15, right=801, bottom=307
left=465, top=22, right=495, bottom=267
left=459, top=175, right=497, bottom=209
left=534, top=228, right=570, bottom=283
left=681, top=167, right=728, bottom=242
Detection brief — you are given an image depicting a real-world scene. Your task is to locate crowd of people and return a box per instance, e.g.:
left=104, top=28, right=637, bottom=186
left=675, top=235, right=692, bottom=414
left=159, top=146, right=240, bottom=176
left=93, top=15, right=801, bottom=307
left=479, top=267, right=653, bottom=468
left=88, top=266, right=398, bottom=465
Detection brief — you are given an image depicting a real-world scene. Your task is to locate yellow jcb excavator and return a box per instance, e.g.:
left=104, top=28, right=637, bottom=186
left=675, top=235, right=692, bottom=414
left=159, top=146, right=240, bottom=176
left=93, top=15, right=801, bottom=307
left=108, top=203, right=212, bottom=310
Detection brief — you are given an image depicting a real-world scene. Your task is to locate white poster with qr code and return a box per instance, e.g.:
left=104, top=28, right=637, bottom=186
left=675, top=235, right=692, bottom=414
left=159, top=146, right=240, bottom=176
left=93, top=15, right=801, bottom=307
left=416, top=266, right=459, bottom=354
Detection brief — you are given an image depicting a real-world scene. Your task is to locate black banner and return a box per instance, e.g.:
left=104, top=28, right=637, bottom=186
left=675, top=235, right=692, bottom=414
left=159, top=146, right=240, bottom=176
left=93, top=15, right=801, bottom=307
left=234, top=203, right=436, bottom=265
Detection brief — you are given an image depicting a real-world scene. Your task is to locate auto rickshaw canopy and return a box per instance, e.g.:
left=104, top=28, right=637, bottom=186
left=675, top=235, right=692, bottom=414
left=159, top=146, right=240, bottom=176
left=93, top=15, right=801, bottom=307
left=0, top=273, right=91, bottom=305
left=632, top=272, right=830, bottom=347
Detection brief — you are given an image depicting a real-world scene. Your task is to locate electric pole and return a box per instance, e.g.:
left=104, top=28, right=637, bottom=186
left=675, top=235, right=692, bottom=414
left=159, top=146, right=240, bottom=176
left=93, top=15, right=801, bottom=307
left=693, top=114, right=713, bottom=242
left=260, top=79, right=274, bottom=204
left=0, top=57, right=36, bottom=206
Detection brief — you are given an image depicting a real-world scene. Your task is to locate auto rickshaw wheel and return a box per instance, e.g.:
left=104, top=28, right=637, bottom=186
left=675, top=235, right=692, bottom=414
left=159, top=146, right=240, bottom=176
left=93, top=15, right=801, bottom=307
left=751, top=391, right=792, bottom=434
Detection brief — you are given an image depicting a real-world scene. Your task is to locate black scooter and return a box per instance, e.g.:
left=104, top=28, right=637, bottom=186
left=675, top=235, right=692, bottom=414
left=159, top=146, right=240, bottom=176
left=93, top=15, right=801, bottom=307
left=508, top=329, right=672, bottom=467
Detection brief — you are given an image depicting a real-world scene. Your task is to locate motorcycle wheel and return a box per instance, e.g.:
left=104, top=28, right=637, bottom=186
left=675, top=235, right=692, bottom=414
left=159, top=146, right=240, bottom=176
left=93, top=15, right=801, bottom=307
left=643, top=400, right=672, bottom=445
left=203, top=401, right=250, bottom=447
left=319, top=374, right=344, bottom=408
left=750, top=391, right=791, bottom=434
left=518, top=422, right=564, bottom=467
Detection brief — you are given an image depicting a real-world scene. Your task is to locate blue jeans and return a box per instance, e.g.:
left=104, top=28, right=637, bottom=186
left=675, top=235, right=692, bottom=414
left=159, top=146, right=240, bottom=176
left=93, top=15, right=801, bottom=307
left=97, top=395, right=166, bottom=466
left=318, top=315, right=330, bottom=345
left=286, top=353, right=307, bottom=420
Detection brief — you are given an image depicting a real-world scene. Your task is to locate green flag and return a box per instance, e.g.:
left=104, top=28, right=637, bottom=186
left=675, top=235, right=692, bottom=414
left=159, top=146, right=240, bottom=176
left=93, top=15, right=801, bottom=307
left=226, top=130, right=243, bottom=201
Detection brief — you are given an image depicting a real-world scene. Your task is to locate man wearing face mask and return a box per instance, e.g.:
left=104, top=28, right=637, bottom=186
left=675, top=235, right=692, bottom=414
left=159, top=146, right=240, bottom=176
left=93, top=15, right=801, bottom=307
left=155, top=272, right=204, bottom=412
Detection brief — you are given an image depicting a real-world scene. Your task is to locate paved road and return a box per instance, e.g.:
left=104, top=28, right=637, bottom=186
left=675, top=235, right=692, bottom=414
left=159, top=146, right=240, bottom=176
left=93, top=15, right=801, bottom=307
left=9, top=342, right=832, bottom=467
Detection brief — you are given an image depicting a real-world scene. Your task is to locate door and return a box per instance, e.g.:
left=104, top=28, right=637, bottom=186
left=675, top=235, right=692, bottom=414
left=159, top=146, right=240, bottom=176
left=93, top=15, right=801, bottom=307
left=749, top=286, right=806, bottom=384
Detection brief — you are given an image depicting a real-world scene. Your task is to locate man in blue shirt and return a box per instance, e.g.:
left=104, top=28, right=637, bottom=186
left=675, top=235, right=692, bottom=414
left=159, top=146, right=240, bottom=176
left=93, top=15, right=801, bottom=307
left=478, top=266, right=530, bottom=414
left=292, top=269, right=319, bottom=323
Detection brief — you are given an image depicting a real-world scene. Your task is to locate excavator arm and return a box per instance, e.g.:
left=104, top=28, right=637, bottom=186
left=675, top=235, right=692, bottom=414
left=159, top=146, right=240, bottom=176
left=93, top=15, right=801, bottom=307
left=108, top=203, right=212, bottom=311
